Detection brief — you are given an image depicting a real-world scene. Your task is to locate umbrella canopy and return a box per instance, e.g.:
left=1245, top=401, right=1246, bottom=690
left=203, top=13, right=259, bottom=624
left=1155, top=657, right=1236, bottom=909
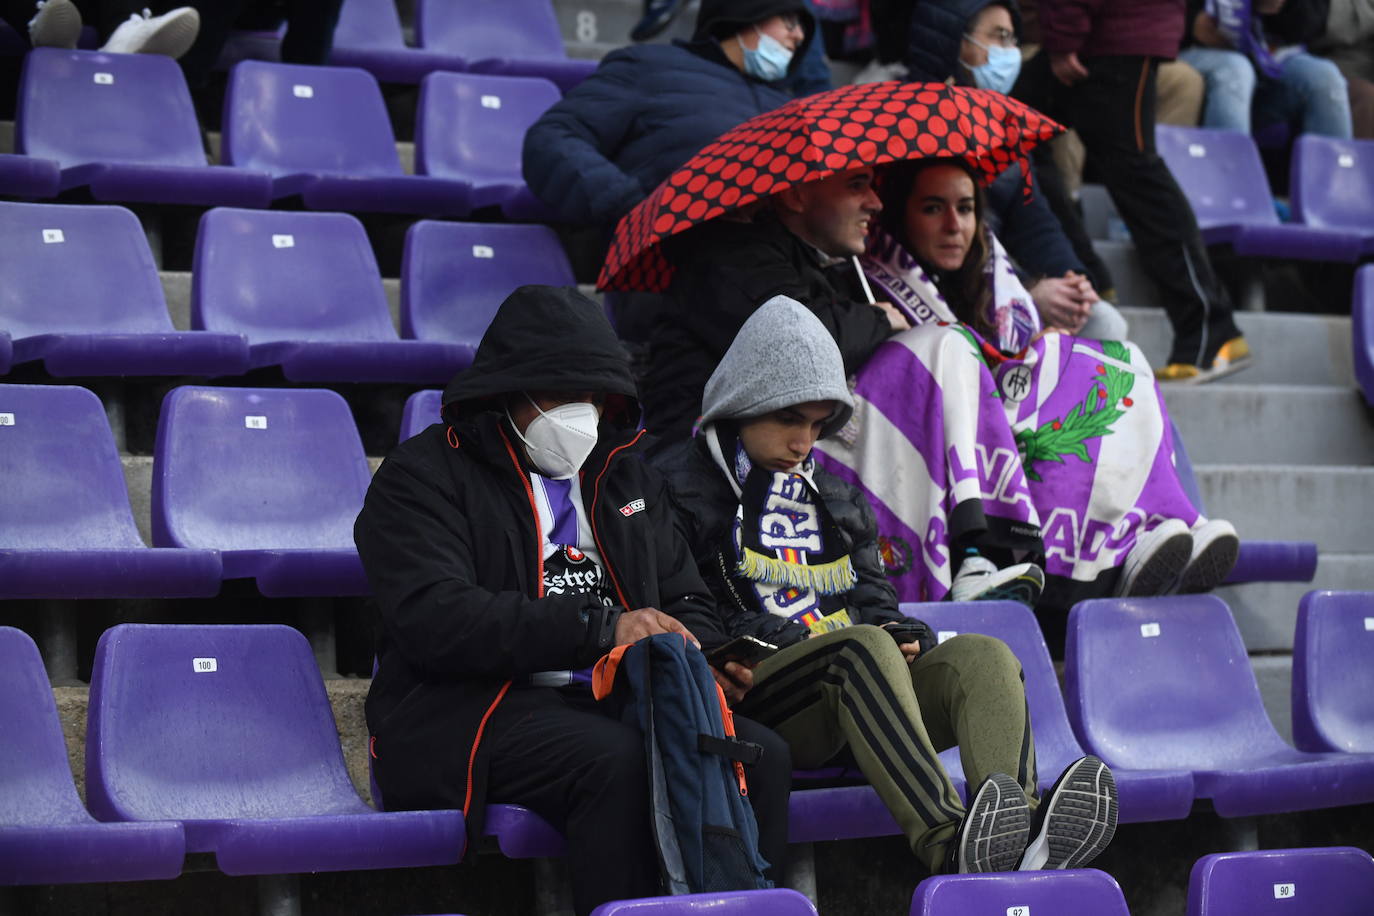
left=598, top=80, right=1063, bottom=292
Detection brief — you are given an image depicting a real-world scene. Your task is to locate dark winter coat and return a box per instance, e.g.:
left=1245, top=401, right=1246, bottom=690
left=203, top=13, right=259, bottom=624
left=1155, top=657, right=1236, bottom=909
left=1184, top=0, right=1331, bottom=48
left=642, top=211, right=892, bottom=445
left=905, top=0, right=1024, bottom=85
left=654, top=435, right=935, bottom=653
left=356, top=286, right=724, bottom=843
left=1040, top=0, right=1187, bottom=60
left=521, top=0, right=813, bottom=228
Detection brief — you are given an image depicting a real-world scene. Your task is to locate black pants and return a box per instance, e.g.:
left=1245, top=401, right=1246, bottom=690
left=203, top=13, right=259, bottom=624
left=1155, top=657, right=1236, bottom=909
left=1024, top=54, right=1241, bottom=367
left=484, top=689, right=792, bottom=916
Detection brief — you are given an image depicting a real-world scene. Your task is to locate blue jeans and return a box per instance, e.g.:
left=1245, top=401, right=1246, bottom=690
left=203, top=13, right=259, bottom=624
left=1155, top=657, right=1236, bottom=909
left=1180, top=46, right=1353, bottom=139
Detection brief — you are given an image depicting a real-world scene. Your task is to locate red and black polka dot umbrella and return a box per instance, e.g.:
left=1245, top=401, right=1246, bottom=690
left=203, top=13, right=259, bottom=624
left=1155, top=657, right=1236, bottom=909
left=597, top=81, right=1063, bottom=292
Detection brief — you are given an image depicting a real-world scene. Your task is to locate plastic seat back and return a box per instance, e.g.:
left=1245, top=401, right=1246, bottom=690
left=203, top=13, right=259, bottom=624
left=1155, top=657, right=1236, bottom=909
left=1065, top=595, right=1291, bottom=770
left=1156, top=125, right=1278, bottom=228
left=1291, top=135, right=1374, bottom=232
left=0, top=384, right=144, bottom=549
left=17, top=48, right=208, bottom=169
left=223, top=60, right=404, bottom=178
left=152, top=386, right=370, bottom=550
left=911, top=869, right=1130, bottom=916
left=1293, top=591, right=1374, bottom=753
left=400, top=389, right=444, bottom=442
left=590, top=889, right=818, bottom=916
left=0, top=201, right=173, bottom=337
left=0, top=626, right=89, bottom=826
left=901, top=601, right=1086, bottom=770
left=86, top=623, right=363, bottom=823
left=1187, top=847, right=1374, bottom=916
left=401, top=221, right=573, bottom=344
left=1356, top=266, right=1374, bottom=407
left=416, top=0, right=568, bottom=60
left=193, top=208, right=397, bottom=344
left=416, top=72, right=560, bottom=184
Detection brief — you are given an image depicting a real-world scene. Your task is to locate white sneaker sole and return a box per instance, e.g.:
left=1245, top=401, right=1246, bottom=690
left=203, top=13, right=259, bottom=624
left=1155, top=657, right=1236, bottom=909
left=1019, top=756, right=1118, bottom=870
left=1179, top=523, right=1240, bottom=594
left=957, top=773, right=1031, bottom=873
left=1119, top=520, right=1192, bottom=597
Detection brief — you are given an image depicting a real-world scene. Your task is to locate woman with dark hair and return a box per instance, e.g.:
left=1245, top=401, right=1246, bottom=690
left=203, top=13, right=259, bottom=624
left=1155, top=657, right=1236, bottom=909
left=814, top=157, right=1240, bottom=615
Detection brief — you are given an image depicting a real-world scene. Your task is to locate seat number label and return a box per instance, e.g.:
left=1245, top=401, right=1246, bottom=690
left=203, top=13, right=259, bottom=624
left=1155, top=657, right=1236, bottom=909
left=0, top=413, right=13, bottom=426
left=272, top=234, right=295, bottom=248
left=1338, top=154, right=1354, bottom=168
left=1140, top=622, right=1161, bottom=638
left=1364, top=617, right=1374, bottom=631
left=1274, top=883, right=1295, bottom=898
left=43, top=229, right=64, bottom=243
left=193, top=657, right=217, bottom=673
left=293, top=84, right=314, bottom=98
left=1188, top=143, right=1207, bottom=158
left=245, top=415, right=267, bottom=429
left=93, top=72, right=113, bottom=85
left=472, top=245, right=494, bottom=258
left=1007, top=907, right=1030, bottom=916
left=481, top=95, right=501, bottom=109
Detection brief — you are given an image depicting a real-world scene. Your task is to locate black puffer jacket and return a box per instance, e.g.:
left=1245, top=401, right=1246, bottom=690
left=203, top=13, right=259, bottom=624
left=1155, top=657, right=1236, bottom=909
left=643, top=211, right=892, bottom=446
left=905, top=0, right=1023, bottom=83
left=356, top=286, right=725, bottom=844
left=654, top=434, right=935, bottom=653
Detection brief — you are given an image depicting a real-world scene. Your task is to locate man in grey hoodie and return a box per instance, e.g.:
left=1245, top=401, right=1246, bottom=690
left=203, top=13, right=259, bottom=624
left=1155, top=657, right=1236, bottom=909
left=655, top=295, right=1120, bottom=876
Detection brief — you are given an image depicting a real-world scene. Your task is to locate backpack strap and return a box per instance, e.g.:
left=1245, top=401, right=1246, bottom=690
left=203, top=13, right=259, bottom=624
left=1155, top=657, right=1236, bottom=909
left=591, top=643, right=631, bottom=700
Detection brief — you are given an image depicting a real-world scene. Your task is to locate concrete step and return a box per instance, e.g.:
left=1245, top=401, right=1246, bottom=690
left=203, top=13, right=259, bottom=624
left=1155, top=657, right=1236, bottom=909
left=1119, top=305, right=1355, bottom=388
left=1195, top=464, right=1374, bottom=552
left=1220, top=553, right=1374, bottom=652
left=1163, top=384, right=1374, bottom=466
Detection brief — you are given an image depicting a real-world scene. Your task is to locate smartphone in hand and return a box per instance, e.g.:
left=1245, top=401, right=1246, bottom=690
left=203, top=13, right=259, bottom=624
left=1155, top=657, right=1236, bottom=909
left=705, top=635, right=779, bottom=669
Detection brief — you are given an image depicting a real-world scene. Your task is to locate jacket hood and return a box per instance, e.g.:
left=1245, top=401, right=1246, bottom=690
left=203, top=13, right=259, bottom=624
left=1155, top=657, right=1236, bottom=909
left=692, top=0, right=816, bottom=75
left=699, top=295, right=854, bottom=439
left=442, top=285, right=638, bottom=424
left=906, top=0, right=1022, bottom=82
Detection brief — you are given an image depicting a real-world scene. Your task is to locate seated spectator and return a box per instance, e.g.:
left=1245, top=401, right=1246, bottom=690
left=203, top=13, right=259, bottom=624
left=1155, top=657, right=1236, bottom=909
left=833, top=157, right=1240, bottom=611
left=1310, top=0, right=1374, bottom=137
left=1181, top=0, right=1353, bottom=139
left=2, top=0, right=199, bottom=56
left=354, top=285, right=792, bottom=916
left=523, top=0, right=819, bottom=230
left=655, top=295, right=1120, bottom=875
left=901, top=0, right=1128, bottom=339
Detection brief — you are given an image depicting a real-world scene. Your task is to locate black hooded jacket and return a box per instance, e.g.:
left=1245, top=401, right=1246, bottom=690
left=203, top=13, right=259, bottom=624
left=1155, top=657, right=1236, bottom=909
left=356, top=285, right=724, bottom=840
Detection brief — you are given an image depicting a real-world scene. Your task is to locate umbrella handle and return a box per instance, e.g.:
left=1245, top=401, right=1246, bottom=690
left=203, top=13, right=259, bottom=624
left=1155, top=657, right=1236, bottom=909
left=853, top=256, right=876, bottom=305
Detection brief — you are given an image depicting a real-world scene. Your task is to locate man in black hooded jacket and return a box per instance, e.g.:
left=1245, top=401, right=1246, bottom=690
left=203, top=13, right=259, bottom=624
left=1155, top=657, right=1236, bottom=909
left=355, top=285, right=791, bottom=916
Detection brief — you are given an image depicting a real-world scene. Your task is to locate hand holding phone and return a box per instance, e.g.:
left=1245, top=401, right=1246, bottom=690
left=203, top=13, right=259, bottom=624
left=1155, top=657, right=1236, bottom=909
left=705, top=634, right=779, bottom=669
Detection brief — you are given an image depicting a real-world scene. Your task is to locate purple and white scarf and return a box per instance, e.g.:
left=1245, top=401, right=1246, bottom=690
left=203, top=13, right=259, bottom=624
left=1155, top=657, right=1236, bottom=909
left=1206, top=0, right=1305, bottom=79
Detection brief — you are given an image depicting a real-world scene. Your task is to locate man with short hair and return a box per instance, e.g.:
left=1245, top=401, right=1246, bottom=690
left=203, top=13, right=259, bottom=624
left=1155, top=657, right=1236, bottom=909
left=355, top=285, right=791, bottom=916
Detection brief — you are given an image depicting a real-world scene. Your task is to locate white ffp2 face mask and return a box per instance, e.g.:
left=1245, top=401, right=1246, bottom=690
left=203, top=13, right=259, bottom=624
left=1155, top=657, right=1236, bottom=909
left=509, top=395, right=600, bottom=479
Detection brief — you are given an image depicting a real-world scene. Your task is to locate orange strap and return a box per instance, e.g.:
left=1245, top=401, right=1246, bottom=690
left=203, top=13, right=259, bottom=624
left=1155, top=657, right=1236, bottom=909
left=591, top=644, right=630, bottom=701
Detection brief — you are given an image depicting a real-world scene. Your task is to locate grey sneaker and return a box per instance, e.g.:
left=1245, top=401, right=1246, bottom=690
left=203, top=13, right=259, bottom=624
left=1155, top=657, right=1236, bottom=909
left=1178, top=519, right=1240, bottom=594
left=949, top=553, right=1045, bottom=607
left=1018, top=755, right=1118, bottom=870
left=1116, top=518, right=1192, bottom=597
left=100, top=6, right=200, bottom=58
left=948, top=772, right=1031, bottom=873
left=27, top=0, right=81, bottom=49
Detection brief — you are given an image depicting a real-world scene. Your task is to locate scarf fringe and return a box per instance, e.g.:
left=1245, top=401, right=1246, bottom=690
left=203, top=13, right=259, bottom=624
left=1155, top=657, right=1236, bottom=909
left=737, top=548, right=857, bottom=595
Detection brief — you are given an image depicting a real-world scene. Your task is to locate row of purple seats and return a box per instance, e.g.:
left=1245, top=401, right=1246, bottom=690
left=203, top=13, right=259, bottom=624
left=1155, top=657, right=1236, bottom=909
left=6, top=49, right=559, bottom=219
left=0, top=623, right=464, bottom=885
left=1158, top=125, right=1374, bottom=263
left=0, top=199, right=574, bottom=381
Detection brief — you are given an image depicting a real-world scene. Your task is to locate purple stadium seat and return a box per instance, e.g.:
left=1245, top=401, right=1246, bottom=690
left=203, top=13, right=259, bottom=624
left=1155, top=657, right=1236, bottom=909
left=193, top=208, right=471, bottom=383
left=400, top=389, right=444, bottom=441
left=1187, top=847, right=1374, bottom=916
left=328, top=0, right=466, bottom=84
left=402, top=221, right=574, bottom=346
left=152, top=386, right=371, bottom=597
left=1290, top=135, right=1374, bottom=257
left=222, top=60, right=472, bottom=216
left=1354, top=266, right=1374, bottom=408
left=0, top=332, right=10, bottom=375
left=1292, top=591, right=1374, bottom=754
left=0, top=201, right=250, bottom=377
left=0, top=384, right=221, bottom=599
left=0, top=626, right=186, bottom=885
left=911, top=869, right=1130, bottom=916
left=589, top=889, right=819, bottom=915
left=1156, top=125, right=1364, bottom=262
left=0, top=153, right=60, bottom=199
left=904, top=601, right=1196, bottom=823
left=17, top=49, right=271, bottom=207
left=1169, top=419, right=1317, bottom=585
left=1065, top=595, right=1374, bottom=817
left=86, top=623, right=465, bottom=875
left=415, top=0, right=596, bottom=93
left=416, top=71, right=560, bottom=219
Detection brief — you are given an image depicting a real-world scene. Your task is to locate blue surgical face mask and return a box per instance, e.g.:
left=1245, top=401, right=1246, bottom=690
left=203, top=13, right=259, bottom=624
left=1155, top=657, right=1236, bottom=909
left=740, top=27, right=794, bottom=82
left=964, top=36, right=1021, bottom=94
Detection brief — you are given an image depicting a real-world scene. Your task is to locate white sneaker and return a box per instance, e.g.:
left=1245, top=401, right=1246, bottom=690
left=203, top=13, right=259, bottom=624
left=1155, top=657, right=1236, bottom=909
left=949, top=553, right=1045, bottom=607
left=27, top=0, right=81, bottom=49
left=1116, top=518, right=1192, bottom=597
left=100, top=6, right=200, bottom=58
left=1178, top=519, right=1240, bottom=594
